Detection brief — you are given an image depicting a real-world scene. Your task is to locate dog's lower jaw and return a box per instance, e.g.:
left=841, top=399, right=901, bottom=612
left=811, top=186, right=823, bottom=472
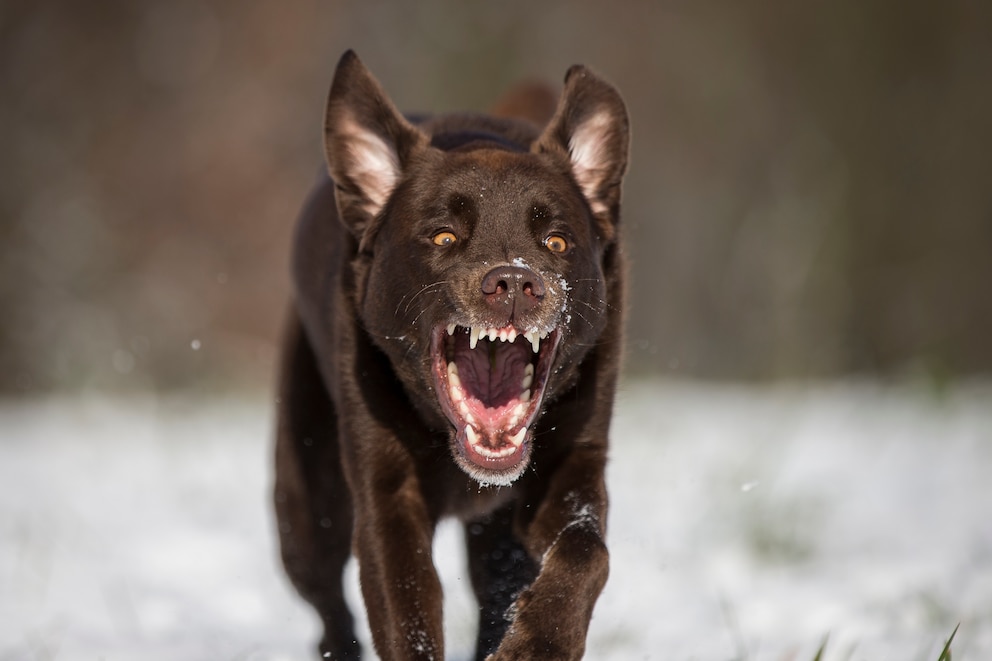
left=454, top=427, right=531, bottom=487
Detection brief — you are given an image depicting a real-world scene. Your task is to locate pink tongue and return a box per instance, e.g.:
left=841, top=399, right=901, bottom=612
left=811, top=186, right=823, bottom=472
left=454, top=337, right=530, bottom=409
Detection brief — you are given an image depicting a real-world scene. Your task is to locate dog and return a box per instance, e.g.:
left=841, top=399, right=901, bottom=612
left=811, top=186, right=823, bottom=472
left=274, top=50, right=629, bottom=660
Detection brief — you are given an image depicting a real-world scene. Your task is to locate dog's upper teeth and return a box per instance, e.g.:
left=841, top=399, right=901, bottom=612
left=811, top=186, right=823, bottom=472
left=446, top=323, right=457, bottom=336
left=466, top=325, right=544, bottom=351
left=525, top=330, right=540, bottom=354
left=520, top=389, right=531, bottom=403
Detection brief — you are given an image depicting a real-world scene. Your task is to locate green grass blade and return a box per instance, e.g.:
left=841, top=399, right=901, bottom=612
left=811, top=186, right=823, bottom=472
left=937, top=623, right=960, bottom=661
left=811, top=634, right=829, bottom=661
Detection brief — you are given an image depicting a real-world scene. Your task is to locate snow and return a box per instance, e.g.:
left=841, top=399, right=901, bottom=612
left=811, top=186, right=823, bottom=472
left=1, top=380, right=990, bottom=660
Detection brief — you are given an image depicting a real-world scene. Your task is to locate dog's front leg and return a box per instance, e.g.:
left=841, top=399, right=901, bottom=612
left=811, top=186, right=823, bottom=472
left=350, top=462, right=445, bottom=661
left=490, top=446, right=609, bottom=661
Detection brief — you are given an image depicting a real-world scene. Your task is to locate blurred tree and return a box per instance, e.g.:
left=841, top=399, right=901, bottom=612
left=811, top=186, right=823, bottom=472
left=1, top=0, right=989, bottom=393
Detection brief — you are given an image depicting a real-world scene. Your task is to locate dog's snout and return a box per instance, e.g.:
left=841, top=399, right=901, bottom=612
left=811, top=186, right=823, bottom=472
left=481, top=265, right=545, bottom=316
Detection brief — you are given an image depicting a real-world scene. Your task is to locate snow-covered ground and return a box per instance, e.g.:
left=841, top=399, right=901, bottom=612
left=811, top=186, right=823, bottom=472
left=1, top=380, right=990, bottom=660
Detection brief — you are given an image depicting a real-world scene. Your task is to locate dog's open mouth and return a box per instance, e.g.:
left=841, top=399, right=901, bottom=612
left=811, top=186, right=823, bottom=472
left=431, top=323, right=560, bottom=484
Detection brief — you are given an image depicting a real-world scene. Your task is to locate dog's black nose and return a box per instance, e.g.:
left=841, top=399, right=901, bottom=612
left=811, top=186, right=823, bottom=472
left=481, top=265, right=546, bottom=316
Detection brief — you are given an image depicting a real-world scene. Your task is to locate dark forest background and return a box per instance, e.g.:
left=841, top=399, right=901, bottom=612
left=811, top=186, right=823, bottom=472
left=1, top=0, right=990, bottom=394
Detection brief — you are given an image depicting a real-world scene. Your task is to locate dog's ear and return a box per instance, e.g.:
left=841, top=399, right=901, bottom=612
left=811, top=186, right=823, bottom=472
left=535, top=66, right=629, bottom=241
left=324, top=51, right=429, bottom=248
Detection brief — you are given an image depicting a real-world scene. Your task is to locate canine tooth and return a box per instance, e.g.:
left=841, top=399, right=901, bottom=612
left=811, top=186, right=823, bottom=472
left=521, top=389, right=531, bottom=403
left=465, top=425, right=479, bottom=444
left=446, top=323, right=456, bottom=336
left=470, top=327, right=481, bottom=349
left=527, top=331, right=540, bottom=353
left=520, top=371, right=533, bottom=390
left=509, top=427, right=527, bottom=446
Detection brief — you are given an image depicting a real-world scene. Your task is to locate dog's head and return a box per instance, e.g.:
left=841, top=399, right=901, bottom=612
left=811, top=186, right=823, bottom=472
left=325, top=51, right=628, bottom=486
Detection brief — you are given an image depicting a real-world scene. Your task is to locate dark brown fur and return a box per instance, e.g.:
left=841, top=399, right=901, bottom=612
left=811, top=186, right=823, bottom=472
left=274, top=51, right=629, bottom=660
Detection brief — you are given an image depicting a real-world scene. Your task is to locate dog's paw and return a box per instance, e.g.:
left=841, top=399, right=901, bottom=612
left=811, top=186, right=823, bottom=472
left=485, top=624, right=578, bottom=661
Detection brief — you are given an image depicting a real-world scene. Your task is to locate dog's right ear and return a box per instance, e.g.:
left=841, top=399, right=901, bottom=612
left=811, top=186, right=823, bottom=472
left=535, top=66, right=629, bottom=244
left=324, top=51, right=428, bottom=248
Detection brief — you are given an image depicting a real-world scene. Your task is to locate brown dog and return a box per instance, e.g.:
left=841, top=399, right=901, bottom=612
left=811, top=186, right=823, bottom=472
left=274, top=50, right=629, bottom=660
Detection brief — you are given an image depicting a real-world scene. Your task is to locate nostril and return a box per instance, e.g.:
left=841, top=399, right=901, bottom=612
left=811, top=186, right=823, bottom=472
left=523, top=277, right=545, bottom=299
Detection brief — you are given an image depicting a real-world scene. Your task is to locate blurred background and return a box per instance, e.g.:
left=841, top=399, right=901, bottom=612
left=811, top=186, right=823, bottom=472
left=2, top=0, right=991, bottom=395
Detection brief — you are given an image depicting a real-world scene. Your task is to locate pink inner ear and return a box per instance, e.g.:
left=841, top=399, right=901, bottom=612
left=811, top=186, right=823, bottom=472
left=567, top=110, right=614, bottom=217
left=340, top=115, right=400, bottom=217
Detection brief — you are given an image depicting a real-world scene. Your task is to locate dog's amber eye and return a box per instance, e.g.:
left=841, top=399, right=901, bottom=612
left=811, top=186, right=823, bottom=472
left=432, top=231, right=457, bottom=247
left=544, top=234, right=568, bottom=253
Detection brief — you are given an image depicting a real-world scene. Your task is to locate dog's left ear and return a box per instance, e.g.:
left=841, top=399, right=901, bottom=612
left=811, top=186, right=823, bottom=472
left=324, top=51, right=429, bottom=250
left=535, top=66, right=629, bottom=242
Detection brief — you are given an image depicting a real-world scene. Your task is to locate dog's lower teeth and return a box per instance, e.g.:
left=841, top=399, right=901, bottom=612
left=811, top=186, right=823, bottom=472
left=520, top=371, right=533, bottom=390
left=521, top=389, right=531, bottom=403
left=509, top=427, right=527, bottom=446
left=475, top=444, right=514, bottom=459
left=465, top=425, right=479, bottom=444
